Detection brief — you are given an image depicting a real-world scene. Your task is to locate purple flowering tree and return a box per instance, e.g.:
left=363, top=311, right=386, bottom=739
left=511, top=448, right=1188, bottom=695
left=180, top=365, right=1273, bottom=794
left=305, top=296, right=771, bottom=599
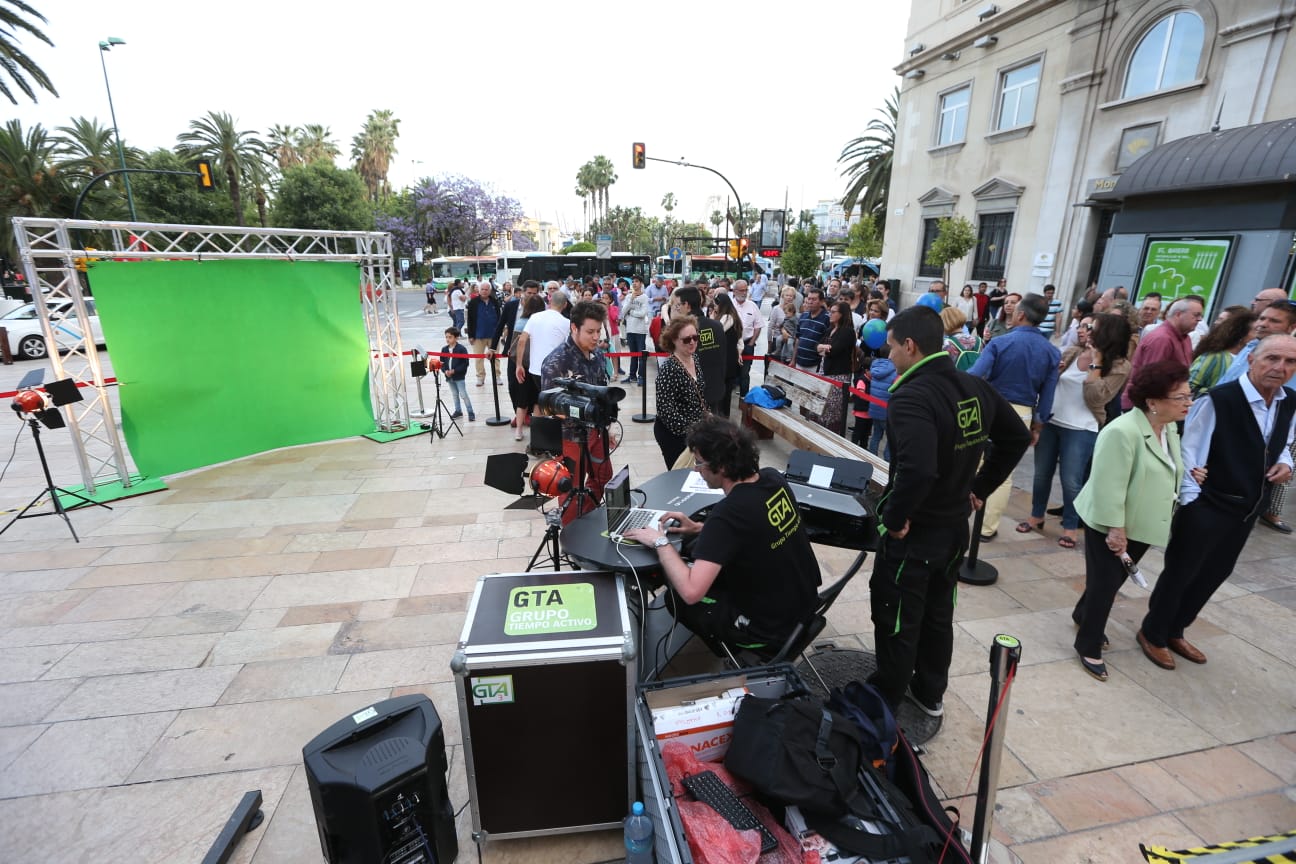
left=413, top=174, right=524, bottom=255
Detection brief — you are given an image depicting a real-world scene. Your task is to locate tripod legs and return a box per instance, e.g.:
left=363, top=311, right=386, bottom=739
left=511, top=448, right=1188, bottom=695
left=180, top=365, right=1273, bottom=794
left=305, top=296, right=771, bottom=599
left=0, top=419, right=112, bottom=543
left=427, top=373, right=462, bottom=440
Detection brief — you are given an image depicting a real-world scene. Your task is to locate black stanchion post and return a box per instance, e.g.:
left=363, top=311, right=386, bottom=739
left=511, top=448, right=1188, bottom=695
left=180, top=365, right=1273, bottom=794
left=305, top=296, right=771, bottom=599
left=484, top=353, right=510, bottom=426
left=970, top=634, right=1022, bottom=863
left=632, top=350, right=654, bottom=423
left=959, top=506, right=1000, bottom=585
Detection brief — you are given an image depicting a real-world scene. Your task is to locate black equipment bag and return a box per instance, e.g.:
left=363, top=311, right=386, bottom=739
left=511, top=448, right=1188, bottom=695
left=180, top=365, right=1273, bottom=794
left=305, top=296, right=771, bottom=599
left=725, top=694, right=954, bottom=863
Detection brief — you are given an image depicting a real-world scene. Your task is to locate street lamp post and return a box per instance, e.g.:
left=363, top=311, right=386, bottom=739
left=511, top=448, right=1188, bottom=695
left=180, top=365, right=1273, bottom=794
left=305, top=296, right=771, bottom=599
left=98, top=37, right=137, bottom=222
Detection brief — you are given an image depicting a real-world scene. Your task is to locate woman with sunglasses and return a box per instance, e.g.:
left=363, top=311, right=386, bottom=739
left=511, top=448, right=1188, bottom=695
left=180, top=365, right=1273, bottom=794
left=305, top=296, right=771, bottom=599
left=653, top=315, right=709, bottom=468
left=1021, top=313, right=1131, bottom=547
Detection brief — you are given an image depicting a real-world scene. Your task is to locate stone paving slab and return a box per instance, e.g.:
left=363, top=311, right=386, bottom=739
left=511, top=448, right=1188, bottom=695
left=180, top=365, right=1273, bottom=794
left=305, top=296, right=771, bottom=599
left=0, top=384, right=1291, bottom=863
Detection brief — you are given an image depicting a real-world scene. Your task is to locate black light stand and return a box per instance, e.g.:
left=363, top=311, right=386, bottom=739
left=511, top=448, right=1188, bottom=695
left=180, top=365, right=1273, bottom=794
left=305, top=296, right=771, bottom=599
left=426, top=366, right=462, bottom=441
left=2, top=374, right=111, bottom=543
left=524, top=424, right=604, bottom=571
left=483, top=356, right=511, bottom=426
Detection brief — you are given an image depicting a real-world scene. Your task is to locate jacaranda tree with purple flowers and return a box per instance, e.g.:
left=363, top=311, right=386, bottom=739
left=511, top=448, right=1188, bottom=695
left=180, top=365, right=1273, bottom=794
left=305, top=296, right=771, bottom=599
left=377, top=174, right=524, bottom=260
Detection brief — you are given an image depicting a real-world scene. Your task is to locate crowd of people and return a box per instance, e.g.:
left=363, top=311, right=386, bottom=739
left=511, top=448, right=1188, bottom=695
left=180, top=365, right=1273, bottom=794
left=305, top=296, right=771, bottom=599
left=420, top=267, right=1296, bottom=710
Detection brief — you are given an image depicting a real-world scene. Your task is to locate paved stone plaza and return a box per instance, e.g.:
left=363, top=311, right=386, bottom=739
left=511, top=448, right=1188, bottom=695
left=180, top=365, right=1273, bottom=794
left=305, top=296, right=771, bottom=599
left=0, top=370, right=1291, bottom=863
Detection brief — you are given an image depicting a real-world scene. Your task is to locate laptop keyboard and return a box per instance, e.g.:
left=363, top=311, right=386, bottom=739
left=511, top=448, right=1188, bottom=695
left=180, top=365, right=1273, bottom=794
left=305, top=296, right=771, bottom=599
left=617, top=509, right=658, bottom=533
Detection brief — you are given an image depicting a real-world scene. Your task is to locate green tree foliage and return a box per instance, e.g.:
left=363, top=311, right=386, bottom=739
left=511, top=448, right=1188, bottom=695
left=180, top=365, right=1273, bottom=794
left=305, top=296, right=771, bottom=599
left=131, top=148, right=238, bottom=230
left=271, top=162, right=372, bottom=231
left=0, top=119, right=69, bottom=262
left=590, top=206, right=657, bottom=254
left=839, top=87, right=897, bottom=228
left=560, top=241, right=596, bottom=254
left=924, top=216, right=977, bottom=283
left=725, top=204, right=759, bottom=237
left=844, top=214, right=882, bottom=260
left=782, top=225, right=820, bottom=279
left=0, top=0, right=56, bottom=104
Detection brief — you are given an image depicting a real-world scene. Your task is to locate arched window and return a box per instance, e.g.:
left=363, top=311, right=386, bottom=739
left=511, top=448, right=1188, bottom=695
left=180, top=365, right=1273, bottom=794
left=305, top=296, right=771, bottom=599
left=1123, top=11, right=1205, bottom=99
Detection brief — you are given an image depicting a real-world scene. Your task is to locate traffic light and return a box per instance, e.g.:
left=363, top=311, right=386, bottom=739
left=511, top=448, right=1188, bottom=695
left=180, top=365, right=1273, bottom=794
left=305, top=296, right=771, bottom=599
left=727, top=239, right=739, bottom=258
left=737, top=238, right=749, bottom=258
left=632, top=142, right=646, bottom=169
left=196, top=160, right=215, bottom=191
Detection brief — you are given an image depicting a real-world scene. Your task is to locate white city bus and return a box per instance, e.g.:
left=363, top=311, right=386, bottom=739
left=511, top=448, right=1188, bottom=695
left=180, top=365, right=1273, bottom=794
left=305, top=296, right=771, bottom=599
left=428, top=256, right=496, bottom=291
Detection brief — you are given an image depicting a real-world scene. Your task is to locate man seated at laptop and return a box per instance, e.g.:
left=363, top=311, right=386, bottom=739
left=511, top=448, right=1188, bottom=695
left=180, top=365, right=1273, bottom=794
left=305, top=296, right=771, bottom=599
left=625, top=416, right=821, bottom=655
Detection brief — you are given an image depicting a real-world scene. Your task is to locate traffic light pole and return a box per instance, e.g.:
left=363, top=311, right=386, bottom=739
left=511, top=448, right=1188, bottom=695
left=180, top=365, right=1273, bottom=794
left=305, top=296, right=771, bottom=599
left=644, top=156, right=744, bottom=254
left=72, top=168, right=208, bottom=221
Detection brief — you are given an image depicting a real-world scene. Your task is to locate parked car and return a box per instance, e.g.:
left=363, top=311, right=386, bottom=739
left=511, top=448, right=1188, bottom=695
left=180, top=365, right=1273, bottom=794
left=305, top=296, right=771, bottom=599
left=0, top=301, right=105, bottom=360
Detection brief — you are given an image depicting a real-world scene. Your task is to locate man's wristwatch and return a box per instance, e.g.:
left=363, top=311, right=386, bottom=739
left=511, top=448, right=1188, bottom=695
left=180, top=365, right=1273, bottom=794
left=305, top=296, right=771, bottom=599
left=652, top=535, right=670, bottom=549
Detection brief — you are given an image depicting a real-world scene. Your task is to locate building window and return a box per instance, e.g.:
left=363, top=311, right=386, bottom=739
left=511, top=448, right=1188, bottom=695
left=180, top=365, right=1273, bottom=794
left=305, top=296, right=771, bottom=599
left=918, top=218, right=943, bottom=278
left=996, top=60, right=1040, bottom=131
left=972, top=212, right=1013, bottom=281
left=936, top=86, right=970, bottom=146
left=1123, top=12, right=1204, bottom=99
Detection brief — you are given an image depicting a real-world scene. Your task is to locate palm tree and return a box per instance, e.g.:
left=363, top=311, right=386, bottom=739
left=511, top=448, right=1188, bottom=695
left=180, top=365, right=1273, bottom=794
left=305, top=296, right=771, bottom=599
left=589, top=154, right=617, bottom=223
left=351, top=109, right=400, bottom=202
left=575, top=185, right=590, bottom=236
left=0, top=119, right=70, bottom=261
left=176, top=111, right=269, bottom=226
left=267, top=124, right=302, bottom=170
left=298, top=124, right=339, bottom=164
left=838, top=86, right=898, bottom=228
left=0, top=1, right=56, bottom=104
left=661, top=192, right=675, bottom=217
left=54, top=116, right=132, bottom=218
left=575, top=161, right=597, bottom=233
left=709, top=210, right=723, bottom=237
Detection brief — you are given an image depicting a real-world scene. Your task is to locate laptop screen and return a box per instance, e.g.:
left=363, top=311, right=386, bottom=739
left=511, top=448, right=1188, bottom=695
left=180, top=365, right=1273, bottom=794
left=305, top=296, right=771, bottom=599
left=604, top=466, right=631, bottom=531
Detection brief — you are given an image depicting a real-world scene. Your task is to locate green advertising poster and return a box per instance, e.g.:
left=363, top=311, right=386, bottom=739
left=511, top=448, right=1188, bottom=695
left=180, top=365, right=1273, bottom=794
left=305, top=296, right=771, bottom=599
left=1134, top=238, right=1232, bottom=313
left=89, top=259, right=374, bottom=477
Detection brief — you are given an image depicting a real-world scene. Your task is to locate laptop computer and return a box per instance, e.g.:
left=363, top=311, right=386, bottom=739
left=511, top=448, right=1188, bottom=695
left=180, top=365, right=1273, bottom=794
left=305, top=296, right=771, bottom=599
left=604, top=466, right=670, bottom=543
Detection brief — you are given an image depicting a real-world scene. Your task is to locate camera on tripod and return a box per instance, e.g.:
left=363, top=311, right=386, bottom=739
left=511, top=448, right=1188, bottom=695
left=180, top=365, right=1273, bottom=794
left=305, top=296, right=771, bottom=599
left=537, top=378, right=625, bottom=426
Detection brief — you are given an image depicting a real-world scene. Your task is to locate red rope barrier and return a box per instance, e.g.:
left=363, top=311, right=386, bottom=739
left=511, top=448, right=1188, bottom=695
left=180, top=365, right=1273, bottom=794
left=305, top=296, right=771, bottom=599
left=0, top=378, right=118, bottom=400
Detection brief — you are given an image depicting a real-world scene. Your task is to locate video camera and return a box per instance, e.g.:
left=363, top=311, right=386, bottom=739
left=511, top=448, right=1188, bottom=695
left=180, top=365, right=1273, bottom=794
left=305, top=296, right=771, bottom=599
left=536, top=377, right=625, bottom=426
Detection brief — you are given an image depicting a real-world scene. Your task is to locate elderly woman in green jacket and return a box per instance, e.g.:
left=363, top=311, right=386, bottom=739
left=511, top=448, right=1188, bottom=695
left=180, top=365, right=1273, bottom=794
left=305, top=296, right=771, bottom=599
left=1071, top=360, right=1194, bottom=682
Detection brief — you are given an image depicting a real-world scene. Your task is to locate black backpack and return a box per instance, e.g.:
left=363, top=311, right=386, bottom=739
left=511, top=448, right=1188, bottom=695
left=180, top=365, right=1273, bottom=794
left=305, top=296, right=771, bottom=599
left=725, top=692, right=965, bottom=864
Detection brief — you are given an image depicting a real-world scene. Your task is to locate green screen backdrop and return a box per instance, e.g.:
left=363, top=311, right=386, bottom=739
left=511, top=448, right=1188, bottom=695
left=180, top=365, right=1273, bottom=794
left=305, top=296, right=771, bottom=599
left=90, top=259, right=374, bottom=477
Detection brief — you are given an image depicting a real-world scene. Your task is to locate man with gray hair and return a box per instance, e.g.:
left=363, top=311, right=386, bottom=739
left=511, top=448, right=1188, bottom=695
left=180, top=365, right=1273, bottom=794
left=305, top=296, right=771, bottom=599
left=730, top=279, right=763, bottom=397
left=968, top=293, right=1061, bottom=539
left=524, top=290, right=572, bottom=384
left=1121, top=296, right=1204, bottom=411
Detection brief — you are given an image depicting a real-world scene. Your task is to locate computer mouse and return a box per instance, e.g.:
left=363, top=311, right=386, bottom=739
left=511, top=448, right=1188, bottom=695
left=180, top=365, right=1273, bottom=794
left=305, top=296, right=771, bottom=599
left=663, top=518, right=681, bottom=530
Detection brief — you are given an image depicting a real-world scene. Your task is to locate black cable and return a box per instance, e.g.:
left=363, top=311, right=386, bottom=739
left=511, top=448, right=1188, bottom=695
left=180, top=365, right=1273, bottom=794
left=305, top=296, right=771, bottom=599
left=0, top=421, right=25, bottom=489
left=454, top=799, right=469, bottom=819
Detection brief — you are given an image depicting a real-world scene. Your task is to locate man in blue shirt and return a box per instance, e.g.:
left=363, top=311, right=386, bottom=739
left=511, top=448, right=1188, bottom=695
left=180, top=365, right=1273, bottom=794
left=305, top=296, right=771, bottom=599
left=794, top=288, right=829, bottom=372
left=968, top=293, right=1061, bottom=539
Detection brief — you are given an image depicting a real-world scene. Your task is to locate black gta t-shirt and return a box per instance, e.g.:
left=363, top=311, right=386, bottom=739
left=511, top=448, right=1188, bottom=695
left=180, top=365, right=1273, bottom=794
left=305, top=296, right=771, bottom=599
left=691, top=468, right=821, bottom=631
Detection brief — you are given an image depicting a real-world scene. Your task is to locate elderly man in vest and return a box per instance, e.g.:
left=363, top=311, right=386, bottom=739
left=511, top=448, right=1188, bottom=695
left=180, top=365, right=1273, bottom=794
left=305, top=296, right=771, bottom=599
left=1137, top=334, right=1296, bottom=669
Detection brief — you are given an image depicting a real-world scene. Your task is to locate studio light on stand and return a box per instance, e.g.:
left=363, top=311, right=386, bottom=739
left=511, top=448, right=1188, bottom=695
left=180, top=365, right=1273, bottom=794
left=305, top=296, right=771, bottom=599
left=421, top=355, right=461, bottom=441
left=2, top=370, right=112, bottom=543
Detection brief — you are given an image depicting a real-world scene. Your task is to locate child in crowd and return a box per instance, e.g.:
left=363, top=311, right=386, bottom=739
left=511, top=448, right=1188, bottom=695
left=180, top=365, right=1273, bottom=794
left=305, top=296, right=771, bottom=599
left=867, top=342, right=896, bottom=460
left=441, top=327, right=475, bottom=421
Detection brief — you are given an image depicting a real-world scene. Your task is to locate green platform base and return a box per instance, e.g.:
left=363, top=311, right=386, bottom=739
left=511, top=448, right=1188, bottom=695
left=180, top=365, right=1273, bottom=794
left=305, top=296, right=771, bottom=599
left=363, top=424, right=430, bottom=443
left=56, top=474, right=167, bottom=509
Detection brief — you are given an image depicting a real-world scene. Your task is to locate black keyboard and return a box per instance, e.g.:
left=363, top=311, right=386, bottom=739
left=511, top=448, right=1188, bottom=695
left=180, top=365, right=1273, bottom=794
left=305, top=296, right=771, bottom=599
left=682, top=770, right=777, bottom=852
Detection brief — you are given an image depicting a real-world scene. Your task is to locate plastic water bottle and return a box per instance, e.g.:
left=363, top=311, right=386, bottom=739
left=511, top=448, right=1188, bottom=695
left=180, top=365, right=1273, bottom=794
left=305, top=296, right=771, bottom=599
left=624, top=800, right=654, bottom=863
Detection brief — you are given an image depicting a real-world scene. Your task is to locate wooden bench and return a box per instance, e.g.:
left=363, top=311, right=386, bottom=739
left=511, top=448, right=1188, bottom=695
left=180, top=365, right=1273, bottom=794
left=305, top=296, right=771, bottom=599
left=743, top=364, right=890, bottom=489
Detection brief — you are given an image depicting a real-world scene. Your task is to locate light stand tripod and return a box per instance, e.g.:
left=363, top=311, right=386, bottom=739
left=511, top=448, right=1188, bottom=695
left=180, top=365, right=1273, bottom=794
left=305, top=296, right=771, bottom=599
left=426, top=367, right=462, bottom=440
left=524, top=423, right=606, bottom=571
left=1, top=417, right=111, bottom=543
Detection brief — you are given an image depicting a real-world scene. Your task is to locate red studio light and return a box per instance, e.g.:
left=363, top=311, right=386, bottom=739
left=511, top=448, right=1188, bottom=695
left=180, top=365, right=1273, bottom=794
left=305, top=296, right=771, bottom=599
left=530, top=458, right=572, bottom=498
left=426, top=357, right=442, bottom=372
left=13, top=389, right=46, bottom=413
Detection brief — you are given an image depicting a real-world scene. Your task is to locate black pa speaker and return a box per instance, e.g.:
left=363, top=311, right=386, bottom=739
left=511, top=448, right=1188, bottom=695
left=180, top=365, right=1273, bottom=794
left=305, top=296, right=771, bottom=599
left=303, top=694, right=457, bottom=864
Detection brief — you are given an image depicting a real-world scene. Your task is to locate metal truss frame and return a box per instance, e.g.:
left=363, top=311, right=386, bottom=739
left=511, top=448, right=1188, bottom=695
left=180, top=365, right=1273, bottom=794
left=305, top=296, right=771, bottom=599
left=12, top=218, right=409, bottom=495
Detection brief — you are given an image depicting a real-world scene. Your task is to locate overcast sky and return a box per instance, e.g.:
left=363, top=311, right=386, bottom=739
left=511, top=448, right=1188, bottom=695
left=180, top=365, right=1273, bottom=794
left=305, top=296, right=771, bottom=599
left=12, top=1, right=910, bottom=235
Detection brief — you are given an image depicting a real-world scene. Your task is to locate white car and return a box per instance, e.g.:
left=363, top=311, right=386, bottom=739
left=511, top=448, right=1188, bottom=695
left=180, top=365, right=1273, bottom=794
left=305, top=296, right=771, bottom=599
left=0, top=301, right=106, bottom=360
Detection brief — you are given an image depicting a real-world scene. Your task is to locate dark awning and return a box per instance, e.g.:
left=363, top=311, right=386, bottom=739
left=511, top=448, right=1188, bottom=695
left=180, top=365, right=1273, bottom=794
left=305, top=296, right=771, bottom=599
left=1090, top=117, right=1296, bottom=201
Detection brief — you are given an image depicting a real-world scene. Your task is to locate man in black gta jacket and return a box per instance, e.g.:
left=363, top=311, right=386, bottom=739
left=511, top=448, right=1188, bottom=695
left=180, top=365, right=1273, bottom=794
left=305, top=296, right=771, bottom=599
left=867, top=306, right=1030, bottom=727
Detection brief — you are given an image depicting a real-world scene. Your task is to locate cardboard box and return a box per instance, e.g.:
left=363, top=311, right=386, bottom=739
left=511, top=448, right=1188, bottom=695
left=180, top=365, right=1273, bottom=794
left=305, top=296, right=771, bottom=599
left=648, top=686, right=748, bottom=763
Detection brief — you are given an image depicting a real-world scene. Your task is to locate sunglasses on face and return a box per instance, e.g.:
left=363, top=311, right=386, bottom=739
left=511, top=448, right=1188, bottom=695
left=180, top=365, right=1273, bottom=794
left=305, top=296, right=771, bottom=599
left=680, top=334, right=699, bottom=344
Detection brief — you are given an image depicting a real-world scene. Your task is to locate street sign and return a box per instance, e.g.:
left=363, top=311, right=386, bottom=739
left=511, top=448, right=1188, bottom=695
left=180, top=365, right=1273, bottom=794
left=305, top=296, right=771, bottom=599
left=596, top=234, right=612, bottom=259
left=414, top=248, right=424, bottom=264
left=668, top=246, right=683, bottom=261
